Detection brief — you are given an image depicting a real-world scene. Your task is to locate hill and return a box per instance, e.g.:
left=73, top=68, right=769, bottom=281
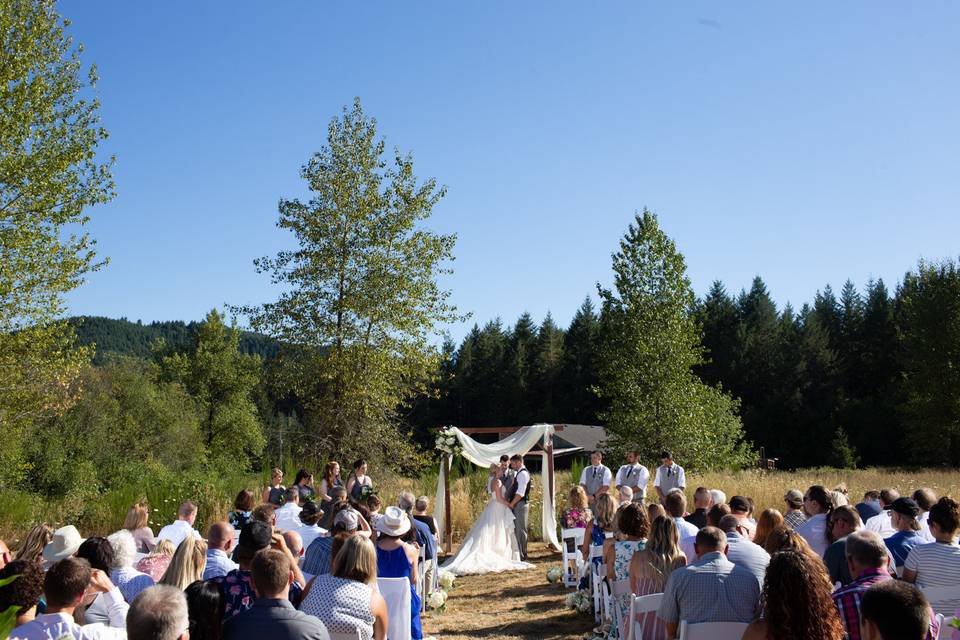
left=67, top=316, right=280, bottom=364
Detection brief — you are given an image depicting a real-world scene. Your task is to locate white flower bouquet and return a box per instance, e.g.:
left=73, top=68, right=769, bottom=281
left=565, top=588, right=592, bottom=614
left=435, top=427, right=462, bottom=457
left=427, top=589, right=448, bottom=611
left=438, top=569, right=456, bottom=590
left=546, top=566, right=563, bottom=584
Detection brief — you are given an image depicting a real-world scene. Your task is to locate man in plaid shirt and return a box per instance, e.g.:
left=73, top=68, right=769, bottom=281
left=832, top=530, right=893, bottom=640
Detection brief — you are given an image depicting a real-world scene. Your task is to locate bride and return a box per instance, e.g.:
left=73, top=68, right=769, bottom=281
left=441, top=463, right=534, bottom=576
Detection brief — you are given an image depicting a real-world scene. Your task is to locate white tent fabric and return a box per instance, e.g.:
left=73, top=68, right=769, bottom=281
left=434, top=424, right=561, bottom=552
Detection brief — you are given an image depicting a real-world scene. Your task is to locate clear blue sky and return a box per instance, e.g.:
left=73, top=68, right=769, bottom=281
left=61, top=2, right=960, bottom=341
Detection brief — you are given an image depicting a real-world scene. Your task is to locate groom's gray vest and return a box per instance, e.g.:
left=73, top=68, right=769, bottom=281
left=505, top=468, right=530, bottom=503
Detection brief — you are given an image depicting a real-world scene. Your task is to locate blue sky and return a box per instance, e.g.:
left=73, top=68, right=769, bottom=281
left=61, top=2, right=960, bottom=341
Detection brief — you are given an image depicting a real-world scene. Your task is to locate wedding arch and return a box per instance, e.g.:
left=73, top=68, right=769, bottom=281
left=433, top=423, right=562, bottom=553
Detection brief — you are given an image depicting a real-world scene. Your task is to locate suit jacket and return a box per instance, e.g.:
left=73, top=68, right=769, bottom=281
left=223, top=598, right=330, bottom=640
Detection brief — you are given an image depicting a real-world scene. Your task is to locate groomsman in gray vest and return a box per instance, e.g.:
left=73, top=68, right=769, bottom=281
left=506, top=454, right=530, bottom=560
left=654, top=450, right=686, bottom=505
left=616, top=450, right=650, bottom=503
left=499, top=454, right=515, bottom=496
left=579, top=451, right=613, bottom=507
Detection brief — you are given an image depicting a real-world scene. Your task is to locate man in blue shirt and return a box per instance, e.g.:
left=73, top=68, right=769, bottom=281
left=884, top=497, right=925, bottom=569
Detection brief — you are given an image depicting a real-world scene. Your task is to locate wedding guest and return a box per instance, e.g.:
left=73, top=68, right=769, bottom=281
left=579, top=451, right=613, bottom=507
left=884, top=497, right=925, bottom=570
left=185, top=580, right=225, bottom=640
left=283, top=531, right=304, bottom=569
left=796, top=485, right=834, bottom=556
left=783, top=489, right=808, bottom=530
left=412, top=496, right=439, bottom=543
left=912, top=488, right=937, bottom=542
left=741, top=550, right=845, bottom=640
left=864, top=489, right=900, bottom=538
left=762, top=525, right=819, bottom=561
left=275, top=487, right=303, bottom=531
left=563, top=486, right=592, bottom=529
left=680, top=504, right=730, bottom=562
left=832, top=530, right=893, bottom=640
left=106, top=529, right=155, bottom=603
left=300, top=535, right=388, bottom=640
left=856, top=491, right=883, bottom=524
left=262, top=468, right=286, bottom=506
left=398, top=491, right=435, bottom=560
left=683, top=487, right=712, bottom=529
left=582, top=493, right=618, bottom=565
left=630, top=516, right=686, bottom=640
left=156, top=501, right=202, bottom=549
left=127, top=584, right=190, bottom=640
left=251, top=503, right=277, bottom=528
left=605, top=503, right=649, bottom=640
left=665, top=490, right=698, bottom=539
left=647, top=503, right=666, bottom=524
left=0, top=560, right=44, bottom=627
left=618, top=485, right=634, bottom=505
left=752, top=508, right=784, bottom=548
left=902, top=496, right=960, bottom=615
left=295, top=502, right=327, bottom=554
left=653, top=451, right=685, bottom=505
left=76, top=536, right=123, bottom=627
left=228, top=490, right=256, bottom=531
left=14, top=523, right=53, bottom=565
left=374, top=507, right=421, bottom=639
left=293, top=469, right=316, bottom=502
left=160, top=535, right=207, bottom=591
left=366, top=495, right=383, bottom=529
left=136, top=539, right=177, bottom=582
left=823, top=505, right=861, bottom=586
left=709, top=489, right=726, bottom=509
left=123, top=502, right=156, bottom=554
left=203, top=522, right=238, bottom=581
left=303, top=509, right=360, bottom=577
left=615, top=450, right=649, bottom=503
left=860, top=580, right=934, bottom=640
left=346, top=460, right=373, bottom=504
left=42, top=525, right=85, bottom=568
left=717, top=514, right=769, bottom=586
left=728, top=496, right=757, bottom=540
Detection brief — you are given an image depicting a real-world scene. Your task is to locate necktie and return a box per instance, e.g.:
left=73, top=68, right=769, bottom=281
left=593, top=467, right=598, bottom=479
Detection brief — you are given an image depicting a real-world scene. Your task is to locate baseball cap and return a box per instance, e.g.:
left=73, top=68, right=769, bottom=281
left=333, top=508, right=359, bottom=531
left=729, top=496, right=751, bottom=513
left=890, top=497, right=921, bottom=519
left=238, top=520, right=273, bottom=552
left=784, top=489, right=804, bottom=504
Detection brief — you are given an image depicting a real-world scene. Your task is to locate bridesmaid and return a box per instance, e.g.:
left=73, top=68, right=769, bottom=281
left=261, top=467, right=285, bottom=505
left=293, top=469, right=316, bottom=502
left=346, top=459, right=373, bottom=504
left=318, top=461, right=343, bottom=515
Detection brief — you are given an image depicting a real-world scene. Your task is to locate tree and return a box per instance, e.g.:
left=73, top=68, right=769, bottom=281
left=596, top=209, right=752, bottom=470
left=696, top=281, right=739, bottom=389
left=157, top=310, right=265, bottom=467
left=238, top=99, right=462, bottom=466
left=0, top=0, right=114, bottom=480
left=559, top=297, right=602, bottom=424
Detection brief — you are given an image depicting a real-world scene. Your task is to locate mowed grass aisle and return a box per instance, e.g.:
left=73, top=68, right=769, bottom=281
left=422, top=546, right=593, bottom=640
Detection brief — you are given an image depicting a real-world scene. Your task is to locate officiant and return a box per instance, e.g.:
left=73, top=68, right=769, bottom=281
left=579, top=451, right=612, bottom=507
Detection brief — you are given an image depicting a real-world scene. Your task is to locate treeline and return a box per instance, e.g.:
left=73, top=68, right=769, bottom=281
left=411, top=260, right=960, bottom=469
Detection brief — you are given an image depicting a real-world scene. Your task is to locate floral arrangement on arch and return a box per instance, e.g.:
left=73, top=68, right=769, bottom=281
left=435, top=427, right=462, bottom=458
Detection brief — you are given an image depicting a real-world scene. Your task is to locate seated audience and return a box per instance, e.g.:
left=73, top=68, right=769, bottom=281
left=562, top=486, right=592, bottom=529
left=77, top=536, right=124, bottom=627
left=0, top=560, right=45, bottom=627
left=295, top=502, right=327, bottom=554
left=752, top=508, right=784, bottom=548
left=684, top=487, right=712, bottom=530
left=251, top=503, right=277, bottom=528
left=366, top=495, right=383, bottom=529
left=832, top=489, right=850, bottom=507
left=320, top=487, right=349, bottom=530
left=300, top=534, right=388, bottom=640
left=203, top=522, right=239, bottom=581
left=823, top=505, right=862, bottom=586
left=293, top=469, right=316, bottom=503
left=228, top=490, right=256, bottom=531
left=783, top=489, right=807, bottom=529
left=123, top=502, right=156, bottom=554
left=303, top=508, right=361, bottom=577
left=160, top=535, right=207, bottom=591
left=912, top=488, right=937, bottom=542
left=10, top=557, right=128, bottom=639
left=284, top=530, right=304, bottom=569
left=856, top=490, right=883, bottom=524
left=604, top=504, right=648, bottom=640
left=762, top=524, right=819, bottom=560
left=275, top=487, right=304, bottom=531
left=156, top=501, right=202, bottom=549
left=832, top=530, right=892, bottom=640
left=582, top=493, right=618, bottom=565
left=222, top=549, right=329, bottom=640
left=709, top=489, right=726, bottom=508
left=185, top=579, right=225, bottom=640
left=728, top=495, right=757, bottom=540
left=717, top=514, right=769, bottom=585
left=742, top=550, right=845, bottom=640
left=374, top=507, right=422, bottom=640
left=885, top=497, right=925, bottom=570
left=127, top=584, right=190, bottom=640
left=680, top=503, right=730, bottom=562
left=656, top=527, right=760, bottom=639
left=618, top=485, right=634, bottom=505
left=796, top=485, right=833, bottom=556
left=42, top=525, right=84, bottom=568
left=262, top=467, right=286, bottom=506
left=647, top=502, right=666, bottom=524
left=136, top=539, right=176, bottom=582
left=106, top=529, right=155, bottom=603
left=15, top=524, right=53, bottom=565
left=630, top=515, right=686, bottom=640
left=412, top=496, right=438, bottom=543
left=864, top=488, right=900, bottom=538
left=664, top=490, right=699, bottom=539
left=860, top=580, right=935, bottom=640
left=902, top=496, right=960, bottom=615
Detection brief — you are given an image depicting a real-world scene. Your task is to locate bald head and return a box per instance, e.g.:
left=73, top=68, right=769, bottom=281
left=207, top=522, right=234, bottom=551
left=718, top=514, right=742, bottom=534
left=283, top=530, right=303, bottom=559
left=694, top=526, right=727, bottom=557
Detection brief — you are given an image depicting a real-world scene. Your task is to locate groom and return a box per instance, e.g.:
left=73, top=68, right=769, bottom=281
left=505, top=453, right=530, bottom=561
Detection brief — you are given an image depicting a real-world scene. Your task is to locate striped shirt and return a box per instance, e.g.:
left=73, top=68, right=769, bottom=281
left=904, top=541, right=960, bottom=615
left=832, top=569, right=891, bottom=640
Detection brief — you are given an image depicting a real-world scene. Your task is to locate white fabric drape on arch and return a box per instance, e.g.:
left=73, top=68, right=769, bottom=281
left=434, top=423, right=561, bottom=552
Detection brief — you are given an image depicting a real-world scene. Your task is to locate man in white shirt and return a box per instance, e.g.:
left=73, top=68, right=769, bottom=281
left=294, top=501, right=327, bottom=552
left=865, top=488, right=900, bottom=539
left=665, top=489, right=699, bottom=539
left=156, top=501, right=202, bottom=549
left=274, top=487, right=303, bottom=531
left=579, top=451, right=612, bottom=507
left=11, top=557, right=128, bottom=639
left=912, top=487, right=937, bottom=542
left=654, top=450, right=686, bottom=504
left=615, top=450, right=649, bottom=503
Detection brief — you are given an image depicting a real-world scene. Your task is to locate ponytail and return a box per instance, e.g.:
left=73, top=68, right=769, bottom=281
left=806, top=485, right=834, bottom=544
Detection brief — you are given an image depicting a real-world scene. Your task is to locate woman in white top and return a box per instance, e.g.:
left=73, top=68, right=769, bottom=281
left=902, top=496, right=960, bottom=615
left=795, top=485, right=833, bottom=557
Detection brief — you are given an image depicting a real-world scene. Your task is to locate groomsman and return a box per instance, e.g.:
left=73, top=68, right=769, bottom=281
left=654, top=450, right=686, bottom=505
left=616, top=450, right=650, bottom=503
left=506, top=454, right=530, bottom=561
left=499, top=454, right=515, bottom=496
left=579, top=451, right=612, bottom=507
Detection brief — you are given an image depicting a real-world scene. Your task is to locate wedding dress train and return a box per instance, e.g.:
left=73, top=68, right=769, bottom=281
left=441, top=477, right=534, bottom=576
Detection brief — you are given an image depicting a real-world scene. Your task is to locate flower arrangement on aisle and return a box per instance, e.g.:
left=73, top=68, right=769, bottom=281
left=565, top=588, right=592, bottom=614
left=546, top=566, right=563, bottom=584
left=435, top=427, right=462, bottom=457
left=427, top=569, right=456, bottom=613
left=438, top=569, right=456, bottom=590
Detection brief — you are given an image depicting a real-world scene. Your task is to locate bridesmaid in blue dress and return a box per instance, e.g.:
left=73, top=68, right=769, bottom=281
left=374, top=506, right=422, bottom=639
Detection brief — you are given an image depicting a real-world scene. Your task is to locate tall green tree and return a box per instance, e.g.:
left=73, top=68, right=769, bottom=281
left=596, top=210, right=751, bottom=470
left=560, top=297, right=602, bottom=424
left=238, top=99, right=461, bottom=466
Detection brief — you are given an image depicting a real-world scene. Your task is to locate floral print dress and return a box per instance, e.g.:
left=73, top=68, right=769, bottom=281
left=609, top=539, right=645, bottom=640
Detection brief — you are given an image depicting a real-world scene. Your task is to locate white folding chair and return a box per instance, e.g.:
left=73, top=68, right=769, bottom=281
left=588, top=545, right=606, bottom=623
left=624, top=592, right=663, bottom=640
left=677, top=621, right=749, bottom=640
left=921, top=585, right=960, bottom=617
left=416, top=545, right=427, bottom=612
left=608, top=578, right=633, bottom=640
left=377, top=577, right=412, bottom=640
left=561, top=527, right=586, bottom=588
left=937, top=615, right=957, bottom=640
left=327, top=631, right=363, bottom=640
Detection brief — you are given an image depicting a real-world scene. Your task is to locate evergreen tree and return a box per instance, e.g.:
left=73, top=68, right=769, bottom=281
left=531, top=312, right=565, bottom=421
left=505, top=313, right=537, bottom=423
left=560, top=297, right=602, bottom=424
left=696, top=281, right=739, bottom=389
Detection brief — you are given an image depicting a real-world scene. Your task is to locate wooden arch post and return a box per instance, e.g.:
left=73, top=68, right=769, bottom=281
left=443, top=453, right=452, bottom=554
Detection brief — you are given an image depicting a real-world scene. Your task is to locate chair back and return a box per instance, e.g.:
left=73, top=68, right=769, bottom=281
left=327, top=631, right=363, bottom=640
left=625, top=593, right=664, bottom=640
left=678, top=621, right=750, bottom=640
left=921, top=585, right=960, bottom=617
left=561, top=528, right=586, bottom=588
left=377, top=577, right=412, bottom=640
left=561, top=527, right=587, bottom=545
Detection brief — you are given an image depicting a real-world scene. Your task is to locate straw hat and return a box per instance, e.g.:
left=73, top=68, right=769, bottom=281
left=375, top=506, right=411, bottom=537
left=42, top=525, right=85, bottom=564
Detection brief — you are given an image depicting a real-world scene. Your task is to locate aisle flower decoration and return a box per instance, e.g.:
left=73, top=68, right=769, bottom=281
left=435, top=427, right=462, bottom=457
left=427, top=589, right=448, bottom=611
left=546, top=566, right=563, bottom=584
left=565, top=588, right=592, bottom=614
left=438, top=569, right=456, bottom=590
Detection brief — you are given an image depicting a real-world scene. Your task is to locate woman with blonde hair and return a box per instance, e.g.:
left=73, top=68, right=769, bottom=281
left=160, top=536, right=208, bottom=590
left=14, top=523, right=53, bottom=565
left=753, top=508, right=785, bottom=549
left=563, top=485, right=592, bottom=529
left=136, top=538, right=177, bottom=581
left=629, top=516, right=687, bottom=639
left=123, top=502, right=156, bottom=553
left=262, top=467, right=285, bottom=505
left=301, top=535, right=389, bottom=640
left=582, top=493, right=618, bottom=566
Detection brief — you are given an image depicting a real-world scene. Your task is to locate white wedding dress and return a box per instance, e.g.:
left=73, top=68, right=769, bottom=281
left=441, top=476, right=535, bottom=576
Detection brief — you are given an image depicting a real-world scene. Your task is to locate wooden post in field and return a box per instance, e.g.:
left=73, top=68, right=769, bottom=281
left=444, top=454, right=452, bottom=554
left=545, top=430, right=555, bottom=508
